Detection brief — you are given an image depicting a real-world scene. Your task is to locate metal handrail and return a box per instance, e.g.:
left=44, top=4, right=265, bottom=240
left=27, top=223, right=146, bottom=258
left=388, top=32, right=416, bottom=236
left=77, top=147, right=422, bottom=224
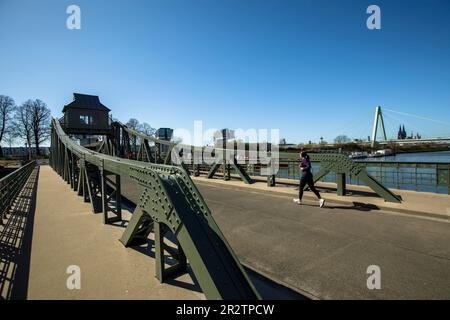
left=50, top=118, right=260, bottom=299
left=243, top=159, right=450, bottom=194
left=0, top=161, right=37, bottom=222
left=113, top=121, right=176, bottom=147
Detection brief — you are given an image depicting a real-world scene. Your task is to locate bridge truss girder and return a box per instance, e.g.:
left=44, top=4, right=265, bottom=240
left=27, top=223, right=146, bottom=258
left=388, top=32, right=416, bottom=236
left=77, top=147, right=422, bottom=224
left=104, top=122, right=176, bottom=165
left=310, top=153, right=402, bottom=203
left=50, top=118, right=260, bottom=300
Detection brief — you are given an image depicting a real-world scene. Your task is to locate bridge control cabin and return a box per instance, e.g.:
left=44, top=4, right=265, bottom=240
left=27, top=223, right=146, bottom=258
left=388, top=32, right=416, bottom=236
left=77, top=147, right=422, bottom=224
left=60, top=93, right=112, bottom=136
left=155, top=127, right=174, bottom=155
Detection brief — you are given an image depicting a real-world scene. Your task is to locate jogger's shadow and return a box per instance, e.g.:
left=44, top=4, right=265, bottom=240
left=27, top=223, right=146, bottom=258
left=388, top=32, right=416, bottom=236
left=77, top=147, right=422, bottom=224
left=325, top=202, right=380, bottom=212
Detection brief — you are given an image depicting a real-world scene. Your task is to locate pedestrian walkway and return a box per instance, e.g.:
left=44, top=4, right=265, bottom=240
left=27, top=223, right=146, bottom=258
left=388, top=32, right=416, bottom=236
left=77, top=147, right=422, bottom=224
left=26, top=165, right=203, bottom=300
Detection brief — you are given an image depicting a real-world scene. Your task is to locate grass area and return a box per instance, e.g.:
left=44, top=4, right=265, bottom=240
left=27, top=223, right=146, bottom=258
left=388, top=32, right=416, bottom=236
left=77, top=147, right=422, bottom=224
left=0, top=159, right=23, bottom=168
left=0, top=155, right=49, bottom=168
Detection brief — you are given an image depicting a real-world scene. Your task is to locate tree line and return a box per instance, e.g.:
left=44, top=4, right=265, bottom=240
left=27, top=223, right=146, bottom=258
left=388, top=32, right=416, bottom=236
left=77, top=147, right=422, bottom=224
left=0, top=95, right=51, bottom=158
left=125, top=118, right=156, bottom=136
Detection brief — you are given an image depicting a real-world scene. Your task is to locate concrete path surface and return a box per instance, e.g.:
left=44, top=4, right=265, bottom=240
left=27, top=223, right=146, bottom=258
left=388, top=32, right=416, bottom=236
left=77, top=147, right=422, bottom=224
left=194, top=179, right=450, bottom=299
left=26, top=165, right=204, bottom=300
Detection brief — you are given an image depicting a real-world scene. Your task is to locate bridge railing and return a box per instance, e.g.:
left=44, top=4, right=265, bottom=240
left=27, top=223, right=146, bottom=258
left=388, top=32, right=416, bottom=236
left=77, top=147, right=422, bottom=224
left=356, top=161, right=450, bottom=194
left=185, top=152, right=402, bottom=202
left=49, top=118, right=260, bottom=300
left=102, top=124, right=400, bottom=201
left=254, top=160, right=450, bottom=195
left=0, top=161, right=37, bottom=223
left=185, top=150, right=448, bottom=195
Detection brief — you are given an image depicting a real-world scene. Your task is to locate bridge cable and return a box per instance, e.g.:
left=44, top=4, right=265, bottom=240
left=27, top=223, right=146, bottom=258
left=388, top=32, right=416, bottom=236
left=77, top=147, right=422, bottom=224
left=382, top=113, right=424, bottom=138
left=383, top=108, right=450, bottom=127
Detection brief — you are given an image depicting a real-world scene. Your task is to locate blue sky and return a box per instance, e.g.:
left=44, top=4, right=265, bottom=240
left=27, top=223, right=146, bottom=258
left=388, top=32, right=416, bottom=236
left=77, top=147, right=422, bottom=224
left=1, top=0, right=449, bottom=144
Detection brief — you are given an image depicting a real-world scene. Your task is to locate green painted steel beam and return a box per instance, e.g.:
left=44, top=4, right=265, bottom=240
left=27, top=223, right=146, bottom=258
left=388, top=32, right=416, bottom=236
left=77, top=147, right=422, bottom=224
left=308, top=153, right=401, bottom=203
left=272, top=152, right=401, bottom=203
left=50, top=118, right=260, bottom=300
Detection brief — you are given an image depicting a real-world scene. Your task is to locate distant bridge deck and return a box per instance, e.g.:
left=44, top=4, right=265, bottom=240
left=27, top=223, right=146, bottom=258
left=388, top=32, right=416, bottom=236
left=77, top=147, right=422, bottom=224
left=2, top=165, right=450, bottom=299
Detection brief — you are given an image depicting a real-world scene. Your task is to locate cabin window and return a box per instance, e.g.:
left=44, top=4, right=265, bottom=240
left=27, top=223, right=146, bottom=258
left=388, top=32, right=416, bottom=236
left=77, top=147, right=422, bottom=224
left=80, top=115, right=95, bottom=125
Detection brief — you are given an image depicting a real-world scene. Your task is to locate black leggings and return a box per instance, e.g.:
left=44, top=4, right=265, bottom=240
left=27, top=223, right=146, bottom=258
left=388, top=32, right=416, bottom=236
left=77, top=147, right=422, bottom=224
left=299, top=173, right=321, bottom=200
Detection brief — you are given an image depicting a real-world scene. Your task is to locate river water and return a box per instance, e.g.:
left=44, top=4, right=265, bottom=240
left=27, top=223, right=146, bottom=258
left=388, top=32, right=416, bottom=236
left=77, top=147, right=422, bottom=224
left=361, top=151, right=450, bottom=163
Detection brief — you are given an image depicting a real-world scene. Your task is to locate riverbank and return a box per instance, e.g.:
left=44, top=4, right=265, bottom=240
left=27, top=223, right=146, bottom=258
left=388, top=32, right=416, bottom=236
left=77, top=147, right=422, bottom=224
left=281, top=142, right=450, bottom=155
left=279, top=149, right=450, bottom=163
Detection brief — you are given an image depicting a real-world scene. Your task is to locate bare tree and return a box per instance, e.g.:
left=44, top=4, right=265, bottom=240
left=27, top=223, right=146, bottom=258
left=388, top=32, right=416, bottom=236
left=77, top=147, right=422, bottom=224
left=14, top=100, right=33, bottom=159
left=126, top=118, right=139, bottom=130
left=125, top=118, right=140, bottom=154
left=3, top=128, right=18, bottom=156
left=0, top=95, right=16, bottom=157
left=137, top=122, right=156, bottom=136
left=334, top=135, right=351, bottom=145
left=30, top=99, right=51, bottom=156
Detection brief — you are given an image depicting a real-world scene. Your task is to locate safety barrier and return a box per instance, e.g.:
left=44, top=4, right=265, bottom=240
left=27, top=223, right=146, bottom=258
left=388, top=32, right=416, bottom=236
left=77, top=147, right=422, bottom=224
left=50, top=118, right=260, bottom=300
left=0, top=161, right=37, bottom=223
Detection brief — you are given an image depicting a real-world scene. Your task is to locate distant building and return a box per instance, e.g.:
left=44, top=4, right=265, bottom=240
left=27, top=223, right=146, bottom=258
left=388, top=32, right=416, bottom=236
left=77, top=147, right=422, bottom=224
left=397, top=125, right=407, bottom=140
left=397, top=124, right=421, bottom=140
left=155, top=128, right=174, bottom=155
left=155, top=128, right=174, bottom=141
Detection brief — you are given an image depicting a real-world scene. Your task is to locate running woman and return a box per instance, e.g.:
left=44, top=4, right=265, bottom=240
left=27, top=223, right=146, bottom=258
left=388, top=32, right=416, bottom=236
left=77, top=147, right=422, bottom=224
left=293, top=151, right=325, bottom=208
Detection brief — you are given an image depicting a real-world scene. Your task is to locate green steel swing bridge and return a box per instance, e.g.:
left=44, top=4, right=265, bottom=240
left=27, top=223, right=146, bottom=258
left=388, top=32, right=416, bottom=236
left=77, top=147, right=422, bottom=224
left=1, top=94, right=450, bottom=300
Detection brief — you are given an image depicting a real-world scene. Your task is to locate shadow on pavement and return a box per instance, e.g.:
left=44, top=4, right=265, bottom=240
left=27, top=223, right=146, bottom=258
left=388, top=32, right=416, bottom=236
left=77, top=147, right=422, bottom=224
left=0, top=166, right=39, bottom=300
left=325, top=202, right=380, bottom=212
left=244, top=267, right=310, bottom=300
left=118, top=176, right=309, bottom=299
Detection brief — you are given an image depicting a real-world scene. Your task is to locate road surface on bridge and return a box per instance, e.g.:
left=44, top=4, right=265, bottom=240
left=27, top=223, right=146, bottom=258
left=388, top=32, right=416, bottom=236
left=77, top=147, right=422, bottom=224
left=193, top=180, right=450, bottom=299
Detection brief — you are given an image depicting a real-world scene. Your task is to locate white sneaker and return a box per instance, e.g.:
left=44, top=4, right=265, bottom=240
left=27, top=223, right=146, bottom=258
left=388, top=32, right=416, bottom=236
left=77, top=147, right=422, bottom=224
left=293, top=198, right=302, bottom=205
left=319, top=199, right=325, bottom=208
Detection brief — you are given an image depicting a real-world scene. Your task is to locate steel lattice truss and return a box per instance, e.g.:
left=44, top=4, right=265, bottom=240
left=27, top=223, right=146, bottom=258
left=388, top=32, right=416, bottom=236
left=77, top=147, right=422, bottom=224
left=50, top=118, right=260, bottom=299
left=102, top=122, right=401, bottom=203
left=50, top=114, right=401, bottom=299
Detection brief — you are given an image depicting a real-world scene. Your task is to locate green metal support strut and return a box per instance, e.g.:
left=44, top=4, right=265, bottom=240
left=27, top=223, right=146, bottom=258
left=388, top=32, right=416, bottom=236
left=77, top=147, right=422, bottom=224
left=50, top=118, right=260, bottom=300
left=310, top=153, right=401, bottom=203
